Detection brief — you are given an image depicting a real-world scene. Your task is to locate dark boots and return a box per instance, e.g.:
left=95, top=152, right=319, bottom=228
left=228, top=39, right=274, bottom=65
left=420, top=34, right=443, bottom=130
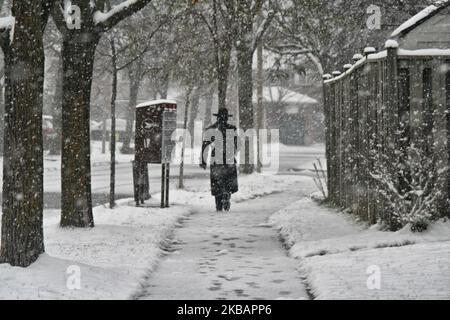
left=215, top=193, right=231, bottom=212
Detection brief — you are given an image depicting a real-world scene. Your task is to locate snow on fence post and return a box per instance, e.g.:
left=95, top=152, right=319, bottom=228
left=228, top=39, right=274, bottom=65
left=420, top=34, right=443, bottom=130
left=330, top=71, right=341, bottom=206
left=343, top=66, right=352, bottom=209
left=329, top=77, right=337, bottom=204
left=354, top=47, right=375, bottom=221
left=349, top=59, right=359, bottom=214
left=447, top=65, right=450, bottom=217
left=323, top=74, right=333, bottom=201
left=366, top=60, right=376, bottom=224
left=432, top=58, right=450, bottom=214
left=385, top=41, right=400, bottom=226
left=333, top=71, right=343, bottom=207
left=353, top=54, right=363, bottom=62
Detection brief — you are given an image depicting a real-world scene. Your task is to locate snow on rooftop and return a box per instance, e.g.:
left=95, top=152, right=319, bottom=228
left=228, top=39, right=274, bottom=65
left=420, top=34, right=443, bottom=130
left=398, top=48, right=450, bottom=56
left=324, top=46, right=450, bottom=85
left=253, top=86, right=319, bottom=106
left=136, top=99, right=177, bottom=108
left=391, top=4, right=439, bottom=37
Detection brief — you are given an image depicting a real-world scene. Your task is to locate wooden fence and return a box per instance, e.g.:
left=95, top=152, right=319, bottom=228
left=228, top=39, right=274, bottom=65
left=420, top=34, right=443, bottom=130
left=323, top=43, right=450, bottom=226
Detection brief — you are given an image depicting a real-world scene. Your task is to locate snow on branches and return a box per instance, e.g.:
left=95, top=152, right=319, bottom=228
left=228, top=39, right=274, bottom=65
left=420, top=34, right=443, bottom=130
left=371, top=144, right=447, bottom=232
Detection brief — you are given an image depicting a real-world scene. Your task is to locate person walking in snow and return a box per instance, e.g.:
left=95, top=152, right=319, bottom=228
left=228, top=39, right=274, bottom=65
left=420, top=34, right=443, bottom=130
left=200, top=108, right=238, bottom=212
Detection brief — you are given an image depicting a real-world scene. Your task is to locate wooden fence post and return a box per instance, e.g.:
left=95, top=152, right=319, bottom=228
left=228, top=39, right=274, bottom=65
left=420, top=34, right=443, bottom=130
left=432, top=58, right=449, bottom=215
left=385, top=42, right=399, bottom=226
left=446, top=63, right=450, bottom=217
left=323, top=74, right=332, bottom=200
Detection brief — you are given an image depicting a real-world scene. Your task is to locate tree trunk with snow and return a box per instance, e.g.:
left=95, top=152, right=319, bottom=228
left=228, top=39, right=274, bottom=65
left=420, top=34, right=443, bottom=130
left=52, top=0, right=156, bottom=228
left=235, top=1, right=274, bottom=174
left=0, top=0, right=47, bottom=267
left=60, top=34, right=99, bottom=228
left=109, top=39, right=118, bottom=209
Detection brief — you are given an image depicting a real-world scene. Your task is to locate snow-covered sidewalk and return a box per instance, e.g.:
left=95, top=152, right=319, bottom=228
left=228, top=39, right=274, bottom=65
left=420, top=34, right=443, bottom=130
left=270, top=199, right=450, bottom=300
left=135, top=190, right=312, bottom=300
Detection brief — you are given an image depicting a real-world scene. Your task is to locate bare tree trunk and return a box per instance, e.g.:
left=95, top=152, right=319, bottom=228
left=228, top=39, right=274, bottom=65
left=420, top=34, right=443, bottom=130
left=217, top=46, right=231, bottom=111
left=237, top=47, right=255, bottom=174
left=0, top=1, right=46, bottom=267
left=179, top=85, right=193, bottom=189
left=188, top=87, right=201, bottom=137
left=102, top=117, right=107, bottom=154
left=158, top=71, right=170, bottom=99
left=52, top=0, right=156, bottom=228
left=236, top=1, right=255, bottom=174
left=204, top=86, right=214, bottom=128
left=49, top=55, right=63, bottom=155
left=60, top=34, right=99, bottom=228
left=122, top=68, right=141, bottom=154
left=110, top=39, right=118, bottom=209
left=256, top=31, right=264, bottom=173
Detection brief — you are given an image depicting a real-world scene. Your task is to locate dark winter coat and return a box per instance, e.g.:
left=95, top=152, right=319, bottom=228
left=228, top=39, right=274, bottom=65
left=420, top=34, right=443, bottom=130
left=201, top=122, right=239, bottom=196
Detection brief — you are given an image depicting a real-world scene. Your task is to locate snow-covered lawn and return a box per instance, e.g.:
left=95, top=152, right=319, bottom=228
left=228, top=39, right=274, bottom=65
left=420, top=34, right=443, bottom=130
left=0, top=199, right=193, bottom=300
left=270, top=198, right=450, bottom=300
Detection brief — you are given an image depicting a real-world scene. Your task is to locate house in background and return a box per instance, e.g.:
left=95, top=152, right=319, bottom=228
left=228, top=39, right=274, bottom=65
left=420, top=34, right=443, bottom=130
left=253, top=86, right=322, bottom=146
left=391, top=1, right=450, bottom=49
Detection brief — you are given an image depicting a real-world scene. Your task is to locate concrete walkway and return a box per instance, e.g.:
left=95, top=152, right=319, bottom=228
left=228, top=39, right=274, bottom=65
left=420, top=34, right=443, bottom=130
left=134, top=191, right=310, bottom=300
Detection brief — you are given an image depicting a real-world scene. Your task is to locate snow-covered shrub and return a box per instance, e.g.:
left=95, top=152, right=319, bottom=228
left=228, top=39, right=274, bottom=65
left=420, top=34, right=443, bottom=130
left=371, top=144, right=446, bottom=232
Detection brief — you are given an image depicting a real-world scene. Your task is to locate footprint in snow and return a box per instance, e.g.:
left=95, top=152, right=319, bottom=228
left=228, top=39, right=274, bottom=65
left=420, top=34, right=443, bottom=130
left=216, top=249, right=229, bottom=256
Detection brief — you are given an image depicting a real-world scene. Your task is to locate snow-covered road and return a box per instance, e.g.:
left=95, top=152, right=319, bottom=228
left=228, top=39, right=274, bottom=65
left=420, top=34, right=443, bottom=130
left=134, top=190, right=312, bottom=300
left=0, top=143, right=326, bottom=209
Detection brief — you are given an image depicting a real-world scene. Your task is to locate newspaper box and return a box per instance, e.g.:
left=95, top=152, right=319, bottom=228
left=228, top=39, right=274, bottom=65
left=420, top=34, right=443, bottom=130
left=134, top=100, right=177, bottom=207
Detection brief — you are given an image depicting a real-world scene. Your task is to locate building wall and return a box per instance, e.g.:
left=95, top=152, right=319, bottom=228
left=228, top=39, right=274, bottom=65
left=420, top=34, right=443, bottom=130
left=399, top=7, right=450, bottom=50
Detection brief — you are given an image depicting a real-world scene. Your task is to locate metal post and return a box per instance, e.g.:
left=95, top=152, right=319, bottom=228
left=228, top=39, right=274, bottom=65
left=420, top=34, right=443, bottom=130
left=132, top=160, right=139, bottom=206
left=161, top=163, right=166, bottom=208
left=144, top=164, right=150, bottom=200
left=165, top=163, right=170, bottom=208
